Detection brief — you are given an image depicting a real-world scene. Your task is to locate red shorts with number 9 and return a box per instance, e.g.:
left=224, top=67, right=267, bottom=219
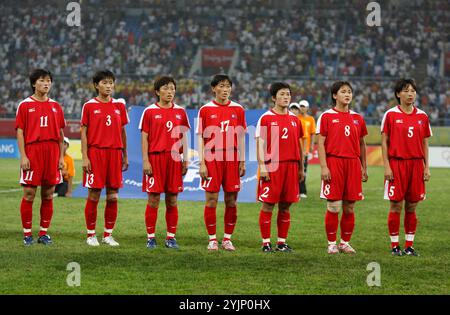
left=258, top=161, right=299, bottom=204
left=384, top=158, right=425, bottom=202
left=142, top=152, right=184, bottom=194
left=83, top=147, right=123, bottom=189
left=320, top=156, right=363, bottom=201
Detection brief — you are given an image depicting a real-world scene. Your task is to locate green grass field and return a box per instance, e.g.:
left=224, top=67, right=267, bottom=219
left=0, top=158, right=449, bottom=295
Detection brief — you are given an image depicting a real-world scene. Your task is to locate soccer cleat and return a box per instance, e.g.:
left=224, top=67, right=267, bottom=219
left=207, top=240, right=219, bottom=251
left=327, top=243, right=339, bottom=254
left=221, top=239, right=235, bottom=251
left=403, top=247, right=420, bottom=256
left=165, top=238, right=179, bottom=250
left=276, top=243, right=293, bottom=252
left=102, top=235, right=119, bottom=247
left=37, top=234, right=53, bottom=245
left=300, top=194, right=308, bottom=198
left=146, top=238, right=157, bottom=249
left=391, top=246, right=403, bottom=256
left=86, top=235, right=100, bottom=247
left=23, top=236, right=34, bottom=246
left=338, top=242, right=356, bottom=254
left=262, top=243, right=274, bottom=253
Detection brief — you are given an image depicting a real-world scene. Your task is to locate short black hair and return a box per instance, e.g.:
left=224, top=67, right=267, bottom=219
left=211, top=74, right=233, bottom=88
left=29, top=69, right=52, bottom=93
left=154, top=76, right=177, bottom=100
left=269, top=82, right=291, bottom=99
left=394, top=78, right=417, bottom=103
left=92, top=70, right=115, bottom=93
left=330, top=81, right=353, bottom=105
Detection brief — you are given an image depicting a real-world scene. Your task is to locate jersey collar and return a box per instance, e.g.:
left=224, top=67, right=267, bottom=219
left=213, top=100, right=231, bottom=106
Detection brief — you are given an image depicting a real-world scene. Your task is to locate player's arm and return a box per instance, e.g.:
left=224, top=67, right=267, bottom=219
left=310, top=134, right=315, bottom=154
left=198, top=134, right=208, bottom=180
left=121, top=127, right=128, bottom=171
left=423, top=137, right=431, bottom=181
left=298, top=137, right=305, bottom=182
left=81, top=125, right=91, bottom=173
left=17, top=128, right=30, bottom=171
left=381, top=133, right=393, bottom=181
left=141, top=131, right=152, bottom=176
left=318, top=134, right=331, bottom=181
left=256, top=137, right=269, bottom=181
left=360, top=136, right=368, bottom=182
left=182, top=130, right=189, bottom=176
left=238, top=130, right=246, bottom=177
left=58, top=129, right=65, bottom=170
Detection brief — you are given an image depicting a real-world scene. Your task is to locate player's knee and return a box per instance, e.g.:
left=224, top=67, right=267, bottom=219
left=165, top=195, right=178, bottom=208
left=148, top=193, right=160, bottom=207
left=88, top=189, right=101, bottom=202
left=107, top=193, right=119, bottom=203
left=327, top=200, right=342, bottom=213
left=23, top=189, right=36, bottom=201
left=390, top=201, right=402, bottom=212
left=405, top=202, right=418, bottom=213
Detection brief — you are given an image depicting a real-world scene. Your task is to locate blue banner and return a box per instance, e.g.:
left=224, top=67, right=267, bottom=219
left=0, top=139, right=19, bottom=159
left=73, top=106, right=266, bottom=203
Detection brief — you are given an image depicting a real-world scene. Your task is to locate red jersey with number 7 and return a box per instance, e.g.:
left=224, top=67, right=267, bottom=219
left=81, top=98, right=129, bottom=149
left=15, top=96, right=66, bottom=144
left=316, top=108, right=368, bottom=158
left=381, top=106, right=432, bottom=159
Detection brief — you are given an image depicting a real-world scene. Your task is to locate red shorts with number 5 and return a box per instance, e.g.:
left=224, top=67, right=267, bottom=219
left=142, top=152, right=184, bottom=194
left=19, top=141, right=62, bottom=187
left=320, top=156, right=363, bottom=201
left=258, top=161, right=299, bottom=204
left=384, top=158, right=425, bottom=202
left=83, top=147, right=123, bottom=189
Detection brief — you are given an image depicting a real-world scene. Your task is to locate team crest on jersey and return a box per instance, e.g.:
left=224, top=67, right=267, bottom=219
left=28, top=108, right=36, bottom=113
left=176, top=114, right=182, bottom=120
left=332, top=119, right=340, bottom=123
left=231, top=114, right=237, bottom=119
left=115, top=109, right=121, bottom=115
left=353, top=120, right=359, bottom=125
left=155, top=115, right=162, bottom=119
left=418, top=120, right=422, bottom=125
left=52, top=107, right=57, bottom=113
left=271, top=122, right=278, bottom=126
left=210, top=114, right=217, bottom=119
left=291, top=121, right=297, bottom=127
left=94, top=110, right=101, bottom=114
left=395, top=119, right=403, bottom=124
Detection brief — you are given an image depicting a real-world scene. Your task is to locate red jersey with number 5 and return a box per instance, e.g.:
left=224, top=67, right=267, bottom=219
left=139, top=103, right=190, bottom=153
left=15, top=96, right=66, bottom=144
left=196, top=100, right=247, bottom=151
left=316, top=108, right=368, bottom=158
left=381, top=106, right=432, bottom=159
left=81, top=98, right=129, bottom=149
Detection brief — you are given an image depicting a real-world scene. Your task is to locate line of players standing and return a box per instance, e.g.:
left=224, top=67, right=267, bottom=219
left=16, top=69, right=432, bottom=256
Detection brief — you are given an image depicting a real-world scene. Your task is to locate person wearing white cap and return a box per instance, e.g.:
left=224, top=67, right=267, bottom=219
left=55, top=137, right=75, bottom=198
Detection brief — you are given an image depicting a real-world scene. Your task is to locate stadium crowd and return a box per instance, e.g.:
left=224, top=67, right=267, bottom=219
left=0, top=0, right=448, bottom=124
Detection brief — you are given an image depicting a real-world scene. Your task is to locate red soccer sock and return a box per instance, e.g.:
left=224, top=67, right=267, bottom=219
left=259, top=210, right=272, bottom=242
left=145, top=205, right=158, bottom=237
left=104, top=200, right=118, bottom=238
left=20, top=198, right=33, bottom=237
left=165, top=205, right=178, bottom=239
left=39, top=199, right=54, bottom=236
left=325, top=210, right=339, bottom=243
left=388, top=211, right=401, bottom=248
left=204, top=206, right=217, bottom=237
left=404, top=211, right=417, bottom=248
left=277, top=210, right=291, bottom=243
left=340, top=211, right=355, bottom=243
left=224, top=206, right=237, bottom=239
left=84, top=199, right=99, bottom=236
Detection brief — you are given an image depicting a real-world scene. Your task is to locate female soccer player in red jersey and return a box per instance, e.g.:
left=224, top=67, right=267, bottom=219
left=256, top=82, right=305, bottom=252
left=317, top=81, right=368, bottom=255
left=139, top=76, right=190, bottom=250
left=197, top=74, right=247, bottom=251
left=81, top=70, right=129, bottom=247
left=16, top=69, right=66, bottom=246
left=381, top=78, right=432, bottom=256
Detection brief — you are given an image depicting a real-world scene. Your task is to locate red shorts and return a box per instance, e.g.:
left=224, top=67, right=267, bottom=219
left=19, top=141, right=62, bottom=187
left=320, top=156, right=363, bottom=201
left=201, top=151, right=241, bottom=193
left=142, top=152, right=184, bottom=194
left=83, top=147, right=123, bottom=189
left=384, top=159, right=425, bottom=202
left=258, top=161, right=299, bottom=204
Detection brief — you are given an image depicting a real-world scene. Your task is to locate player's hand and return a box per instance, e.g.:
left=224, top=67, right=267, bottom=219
left=199, top=162, right=208, bottom=181
left=321, top=166, right=331, bottom=182
left=122, top=156, right=129, bottom=172
left=260, top=166, right=270, bottom=181
left=298, top=169, right=305, bottom=183
left=20, top=155, right=30, bottom=171
left=82, top=158, right=92, bottom=173
left=239, top=161, right=246, bottom=177
left=143, top=160, right=152, bottom=176
left=65, top=192, right=72, bottom=198
left=362, top=168, right=369, bottom=182
left=423, top=167, right=431, bottom=182
left=384, top=166, right=394, bottom=181
left=58, top=157, right=65, bottom=170
left=182, top=160, right=189, bottom=176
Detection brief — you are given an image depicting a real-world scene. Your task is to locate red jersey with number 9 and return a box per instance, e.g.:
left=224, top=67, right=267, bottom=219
left=316, top=108, right=368, bottom=158
left=81, top=98, right=129, bottom=149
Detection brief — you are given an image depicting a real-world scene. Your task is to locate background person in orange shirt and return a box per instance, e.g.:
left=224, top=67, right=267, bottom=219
left=289, top=100, right=316, bottom=198
left=55, top=137, right=75, bottom=197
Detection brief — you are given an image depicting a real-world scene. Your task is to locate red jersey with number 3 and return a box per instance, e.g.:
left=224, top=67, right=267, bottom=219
left=139, top=103, right=190, bottom=153
left=316, top=108, right=368, bottom=158
left=255, top=110, right=304, bottom=162
left=15, top=97, right=66, bottom=144
left=81, top=98, right=129, bottom=149
left=196, top=100, right=247, bottom=151
left=381, top=106, right=432, bottom=159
